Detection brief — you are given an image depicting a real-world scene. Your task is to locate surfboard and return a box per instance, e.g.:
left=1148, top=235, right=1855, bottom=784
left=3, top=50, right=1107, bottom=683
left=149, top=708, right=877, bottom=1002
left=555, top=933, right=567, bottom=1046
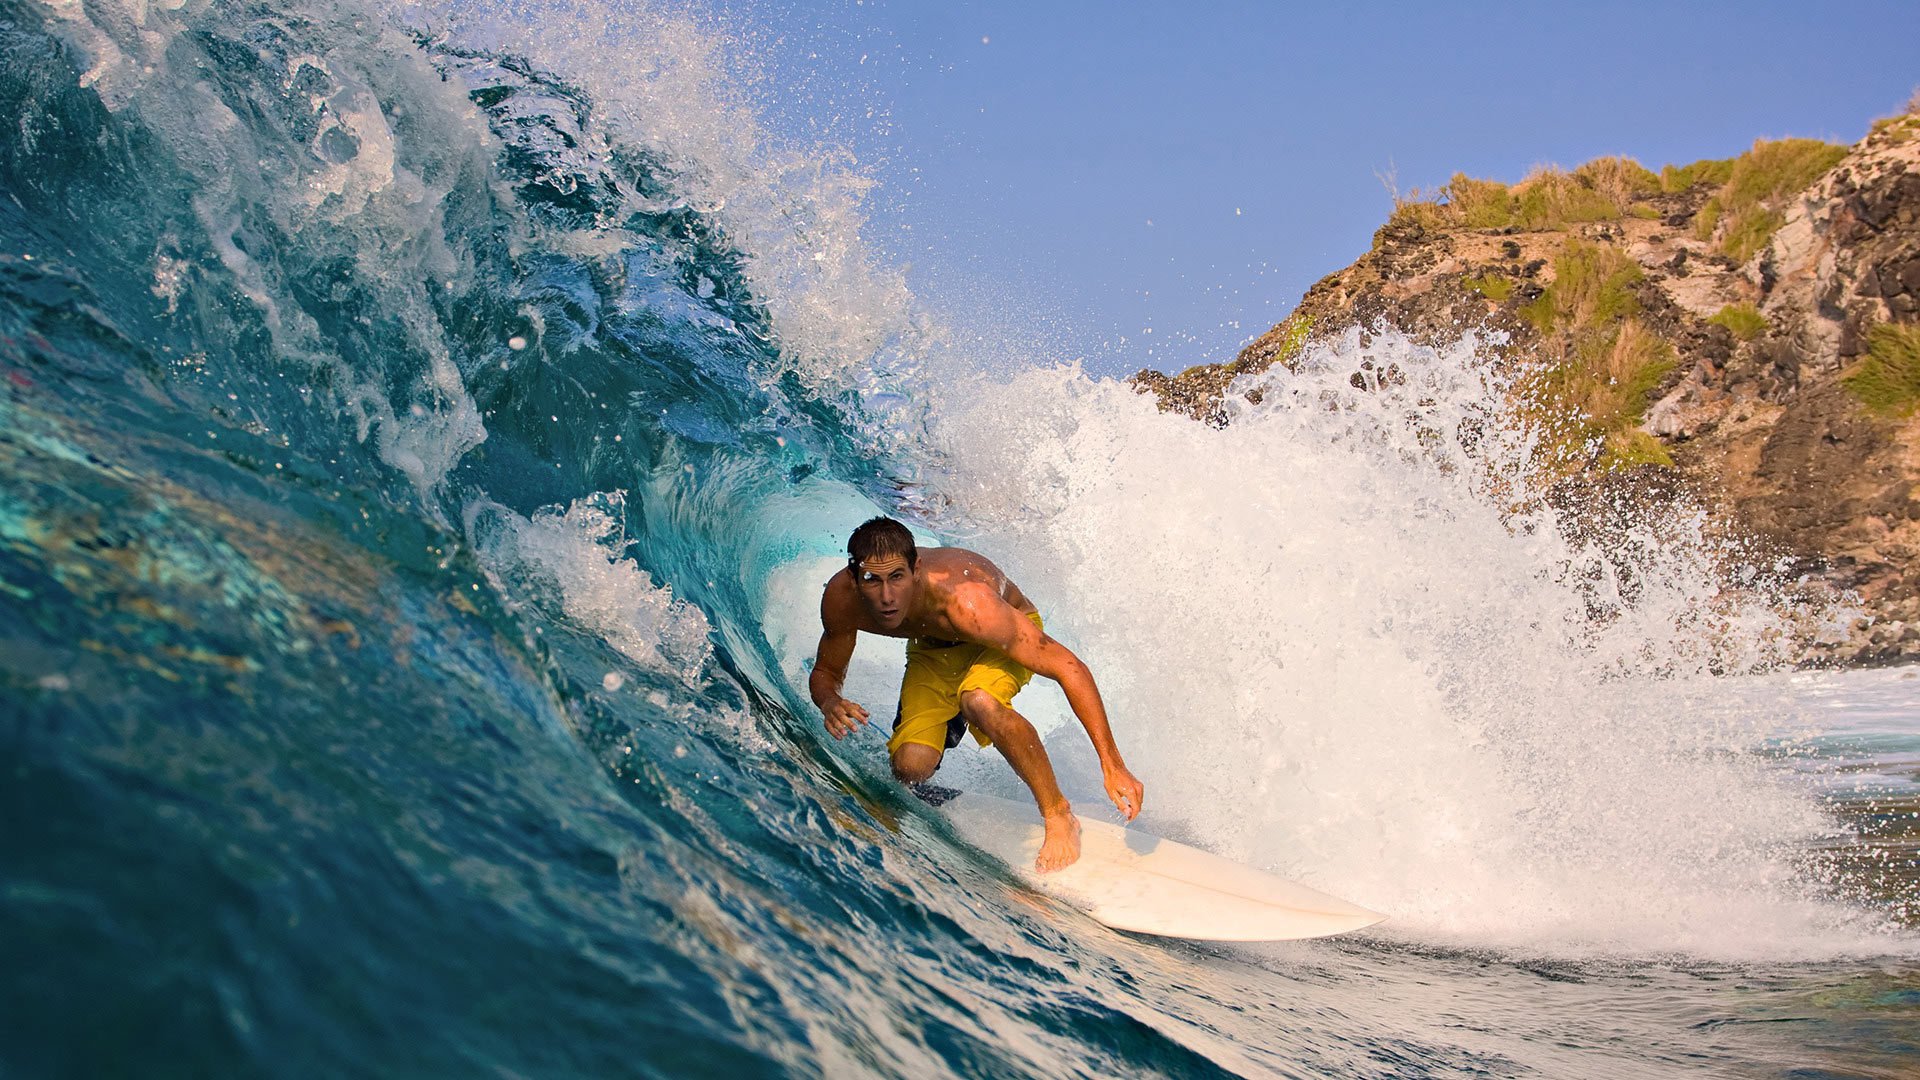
left=932, top=789, right=1384, bottom=941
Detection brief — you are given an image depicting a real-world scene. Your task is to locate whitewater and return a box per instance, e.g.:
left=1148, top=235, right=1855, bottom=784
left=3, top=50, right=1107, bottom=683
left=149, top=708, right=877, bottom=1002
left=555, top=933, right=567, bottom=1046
left=2, top=0, right=1916, bottom=1076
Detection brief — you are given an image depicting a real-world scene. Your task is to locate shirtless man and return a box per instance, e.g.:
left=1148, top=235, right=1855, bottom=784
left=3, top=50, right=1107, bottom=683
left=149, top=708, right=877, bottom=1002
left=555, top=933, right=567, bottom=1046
left=809, top=516, right=1144, bottom=871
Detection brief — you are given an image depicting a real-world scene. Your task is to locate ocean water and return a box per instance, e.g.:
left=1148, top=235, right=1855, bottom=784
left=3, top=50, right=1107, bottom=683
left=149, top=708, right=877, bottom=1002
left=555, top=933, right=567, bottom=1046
left=2, top=1, right=1917, bottom=1077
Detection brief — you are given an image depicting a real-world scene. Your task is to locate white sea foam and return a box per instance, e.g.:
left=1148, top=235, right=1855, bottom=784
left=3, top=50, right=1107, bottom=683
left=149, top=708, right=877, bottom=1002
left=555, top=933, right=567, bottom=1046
left=466, top=492, right=712, bottom=678
left=909, top=329, right=1905, bottom=960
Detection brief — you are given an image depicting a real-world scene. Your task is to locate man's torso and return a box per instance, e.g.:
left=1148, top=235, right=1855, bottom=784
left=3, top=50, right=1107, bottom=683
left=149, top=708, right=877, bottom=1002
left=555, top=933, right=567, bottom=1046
left=828, top=546, right=1035, bottom=643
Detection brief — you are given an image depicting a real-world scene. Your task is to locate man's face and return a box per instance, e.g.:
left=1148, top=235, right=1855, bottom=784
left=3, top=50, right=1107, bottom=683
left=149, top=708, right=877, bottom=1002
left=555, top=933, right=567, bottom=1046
left=854, top=552, right=915, bottom=630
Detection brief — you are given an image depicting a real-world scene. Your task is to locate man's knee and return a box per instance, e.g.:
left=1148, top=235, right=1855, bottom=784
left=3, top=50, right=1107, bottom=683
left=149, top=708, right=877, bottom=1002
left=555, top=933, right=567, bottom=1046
left=891, top=743, right=942, bottom=783
left=958, top=688, right=998, bottom=722
left=959, top=689, right=1023, bottom=736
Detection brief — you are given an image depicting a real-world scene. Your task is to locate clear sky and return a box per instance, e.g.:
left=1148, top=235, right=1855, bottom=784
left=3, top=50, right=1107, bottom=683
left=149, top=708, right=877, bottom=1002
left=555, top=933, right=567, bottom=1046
left=715, top=0, right=1920, bottom=379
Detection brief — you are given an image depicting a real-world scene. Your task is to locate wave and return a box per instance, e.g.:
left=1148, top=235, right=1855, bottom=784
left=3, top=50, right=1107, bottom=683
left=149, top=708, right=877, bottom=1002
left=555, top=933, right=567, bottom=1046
left=3, top=2, right=1915, bottom=1073
left=912, top=336, right=1879, bottom=957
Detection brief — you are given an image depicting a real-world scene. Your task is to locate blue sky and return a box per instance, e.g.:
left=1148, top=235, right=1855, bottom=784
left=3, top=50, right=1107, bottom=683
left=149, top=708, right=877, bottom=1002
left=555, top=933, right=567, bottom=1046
left=721, top=1, right=1920, bottom=378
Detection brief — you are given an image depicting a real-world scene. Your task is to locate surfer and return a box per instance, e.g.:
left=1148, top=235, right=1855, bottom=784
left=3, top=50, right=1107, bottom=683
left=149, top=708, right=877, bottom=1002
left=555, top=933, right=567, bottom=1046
left=809, top=516, right=1144, bottom=871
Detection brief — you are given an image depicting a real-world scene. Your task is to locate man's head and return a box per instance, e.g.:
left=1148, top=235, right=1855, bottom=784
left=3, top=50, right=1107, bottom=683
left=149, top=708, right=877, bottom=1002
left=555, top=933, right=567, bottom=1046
left=848, top=516, right=917, bottom=629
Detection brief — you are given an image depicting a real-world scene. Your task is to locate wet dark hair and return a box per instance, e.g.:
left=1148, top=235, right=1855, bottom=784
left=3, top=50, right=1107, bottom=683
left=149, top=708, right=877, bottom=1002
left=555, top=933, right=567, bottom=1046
left=847, top=516, right=917, bottom=573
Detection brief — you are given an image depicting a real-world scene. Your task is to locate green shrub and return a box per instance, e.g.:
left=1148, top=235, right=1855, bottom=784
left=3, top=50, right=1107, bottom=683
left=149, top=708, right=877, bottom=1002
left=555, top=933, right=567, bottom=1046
left=1707, top=303, right=1769, bottom=341
left=1463, top=272, right=1514, bottom=301
left=1843, top=323, right=1920, bottom=417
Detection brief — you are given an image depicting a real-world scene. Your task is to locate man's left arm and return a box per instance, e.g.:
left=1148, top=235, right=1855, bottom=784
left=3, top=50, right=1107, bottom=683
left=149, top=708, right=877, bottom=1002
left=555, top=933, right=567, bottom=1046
left=957, top=590, right=1144, bottom=820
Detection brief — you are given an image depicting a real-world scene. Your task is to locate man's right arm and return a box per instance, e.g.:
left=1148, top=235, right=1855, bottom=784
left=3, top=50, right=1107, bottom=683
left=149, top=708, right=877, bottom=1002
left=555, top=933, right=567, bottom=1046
left=810, top=583, right=870, bottom=739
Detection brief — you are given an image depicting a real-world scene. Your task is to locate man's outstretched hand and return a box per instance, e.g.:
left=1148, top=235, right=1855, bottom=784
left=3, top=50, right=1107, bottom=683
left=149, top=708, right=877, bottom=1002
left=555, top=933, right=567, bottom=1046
left=822, top=696, right=870, bottom=739
left=1103, top=763, right=1144, bottom=821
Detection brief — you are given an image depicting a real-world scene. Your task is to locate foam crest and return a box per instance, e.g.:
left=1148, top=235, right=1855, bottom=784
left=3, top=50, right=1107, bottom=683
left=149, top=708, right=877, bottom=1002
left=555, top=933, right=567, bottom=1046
left=37, top=0, right=494, bottom=496
left=466, top=492, right=712, bottom=678
left=924, top=330, right=1900, bottom=959
left=405, top=0, right=930, bottom=404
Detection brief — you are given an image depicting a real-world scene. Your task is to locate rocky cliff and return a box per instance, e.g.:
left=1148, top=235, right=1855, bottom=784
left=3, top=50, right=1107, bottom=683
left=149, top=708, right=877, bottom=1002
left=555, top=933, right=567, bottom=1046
left=1134, top=107, right=1920, bottom=665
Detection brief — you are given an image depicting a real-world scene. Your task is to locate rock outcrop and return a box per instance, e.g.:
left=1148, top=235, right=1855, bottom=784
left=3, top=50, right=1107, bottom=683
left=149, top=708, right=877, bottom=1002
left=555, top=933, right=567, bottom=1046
left=1135, top=111, right=1920, bottom=665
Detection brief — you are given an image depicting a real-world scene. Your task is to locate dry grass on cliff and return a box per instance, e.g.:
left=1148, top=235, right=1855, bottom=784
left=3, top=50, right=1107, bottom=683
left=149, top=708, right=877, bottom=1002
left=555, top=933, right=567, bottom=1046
left=1868, top=89, right=1920, bottom=143
left=1515, top=241, right=1676, bottom=471
left=1844, top=323, right=1920, bottom=417
left=1445, top=174, right=1517, bottom=229
left=1520, top=240, right=1642, bottom=334
left=1570, top=157, right=1660, bottom=208
left=1513, top=166, right=1625, bottom=229
left=1707, top=303, right=1769, bottom=341
left=1435, top=161, right=1653, bottom=233
left=1417, top=140, right=1845, bottom=264
left=1381, top=199, right=1448, bottom=237
left=1658, top=157, right=1736, bottom=193
left=1524, top=319, right=1678, bottom=472
left=1869, top=112, right=1920, bottom=144
left=1694, top=138, right=1849, bottom=262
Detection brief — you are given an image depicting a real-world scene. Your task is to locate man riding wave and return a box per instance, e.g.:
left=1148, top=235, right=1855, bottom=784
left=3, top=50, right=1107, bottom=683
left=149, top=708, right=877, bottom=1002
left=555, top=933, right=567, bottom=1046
left=809, top=516, right=1144, bottom=871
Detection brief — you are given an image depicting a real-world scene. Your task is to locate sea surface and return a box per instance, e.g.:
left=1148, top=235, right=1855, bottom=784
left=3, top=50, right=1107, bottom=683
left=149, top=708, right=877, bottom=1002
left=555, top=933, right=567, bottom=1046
left=2, top=1, right=1917, bottom=1076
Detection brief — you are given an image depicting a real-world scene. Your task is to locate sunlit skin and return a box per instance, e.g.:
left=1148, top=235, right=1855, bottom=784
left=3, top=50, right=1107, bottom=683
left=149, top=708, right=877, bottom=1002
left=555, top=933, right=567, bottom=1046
left=809, top=546, right=1144, bottom=872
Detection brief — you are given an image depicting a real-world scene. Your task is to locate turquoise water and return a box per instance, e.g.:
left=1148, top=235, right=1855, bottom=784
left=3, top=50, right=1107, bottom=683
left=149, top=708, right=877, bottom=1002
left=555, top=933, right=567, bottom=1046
left=3, top=1, right=1917, bottom=1076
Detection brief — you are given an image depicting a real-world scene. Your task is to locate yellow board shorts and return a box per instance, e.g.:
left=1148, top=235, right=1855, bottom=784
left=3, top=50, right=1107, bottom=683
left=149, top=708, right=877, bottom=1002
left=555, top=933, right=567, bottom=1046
left=888, top=611, right=1044, bottom=756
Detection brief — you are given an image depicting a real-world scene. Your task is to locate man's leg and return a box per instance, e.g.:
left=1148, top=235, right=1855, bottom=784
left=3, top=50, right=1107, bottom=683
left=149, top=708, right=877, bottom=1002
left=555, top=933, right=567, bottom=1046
left=890, top=742, right=942, bottom=784
left=958, top=689, right=1081, bottom=872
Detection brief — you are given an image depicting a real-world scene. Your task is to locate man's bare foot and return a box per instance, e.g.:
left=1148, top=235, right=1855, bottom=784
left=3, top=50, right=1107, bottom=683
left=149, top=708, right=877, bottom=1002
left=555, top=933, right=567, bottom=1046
left=1035, top=809, right=1081, bottom=873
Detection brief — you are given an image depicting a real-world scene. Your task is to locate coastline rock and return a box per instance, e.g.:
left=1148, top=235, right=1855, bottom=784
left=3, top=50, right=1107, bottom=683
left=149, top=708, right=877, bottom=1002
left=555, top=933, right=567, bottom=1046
left=1134, top=113, right=1920, bottom=666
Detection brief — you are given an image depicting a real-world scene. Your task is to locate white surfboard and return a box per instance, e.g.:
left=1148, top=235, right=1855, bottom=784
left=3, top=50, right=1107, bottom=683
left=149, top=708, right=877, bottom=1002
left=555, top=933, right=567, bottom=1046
left=934, top=790, right=1384, bottom=941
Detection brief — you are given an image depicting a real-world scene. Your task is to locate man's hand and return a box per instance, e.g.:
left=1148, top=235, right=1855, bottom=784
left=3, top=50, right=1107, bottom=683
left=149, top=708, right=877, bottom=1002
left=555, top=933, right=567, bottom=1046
left=822, top=696, right=870, bottom=739
left=1103, top=762, right=1144, bottom=821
